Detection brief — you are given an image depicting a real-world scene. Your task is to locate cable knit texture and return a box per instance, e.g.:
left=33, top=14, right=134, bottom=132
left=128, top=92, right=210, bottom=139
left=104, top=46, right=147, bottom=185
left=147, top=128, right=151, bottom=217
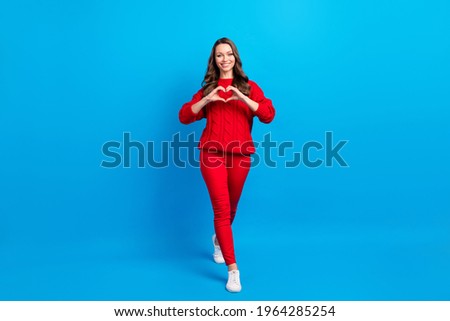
left=179, top=79, right=275, bottom=154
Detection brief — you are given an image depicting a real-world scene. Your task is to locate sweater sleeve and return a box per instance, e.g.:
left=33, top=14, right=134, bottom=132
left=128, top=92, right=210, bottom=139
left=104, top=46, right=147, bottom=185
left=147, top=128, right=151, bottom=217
left=249, top=80, right=275, bottom=124
left=179, top=88, right=206, bottom=124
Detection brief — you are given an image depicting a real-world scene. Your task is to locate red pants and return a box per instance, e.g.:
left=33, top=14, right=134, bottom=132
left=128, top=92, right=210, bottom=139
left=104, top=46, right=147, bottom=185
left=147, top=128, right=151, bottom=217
left=200, top=150, right=251, bottom=265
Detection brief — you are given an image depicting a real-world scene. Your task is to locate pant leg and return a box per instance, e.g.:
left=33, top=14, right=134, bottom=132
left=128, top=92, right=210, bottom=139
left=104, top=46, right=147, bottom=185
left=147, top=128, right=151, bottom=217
left=226, top=153, right=251, bottom=224
left=200, top=150, right=236, bottom=265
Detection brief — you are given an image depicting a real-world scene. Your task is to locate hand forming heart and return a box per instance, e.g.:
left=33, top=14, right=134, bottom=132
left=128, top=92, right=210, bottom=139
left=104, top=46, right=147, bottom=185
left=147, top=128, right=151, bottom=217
left=206, top=85, right=245, bottom=104
left=218, top=86, right=244, bottom=103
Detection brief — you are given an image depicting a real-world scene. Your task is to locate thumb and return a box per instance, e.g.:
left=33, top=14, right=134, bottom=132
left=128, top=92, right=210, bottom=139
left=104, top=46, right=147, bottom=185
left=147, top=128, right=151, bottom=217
left=225, top=96, right=238, bottom=102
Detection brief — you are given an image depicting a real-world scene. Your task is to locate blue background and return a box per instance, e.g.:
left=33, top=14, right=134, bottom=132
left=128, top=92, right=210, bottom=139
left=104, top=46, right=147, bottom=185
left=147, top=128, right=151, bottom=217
left=1, top=0, right=449, bottom=300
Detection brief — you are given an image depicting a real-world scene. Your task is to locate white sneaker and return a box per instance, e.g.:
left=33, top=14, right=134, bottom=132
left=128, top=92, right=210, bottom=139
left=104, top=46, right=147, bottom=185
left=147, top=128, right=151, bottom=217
left=226, top=270, right=242, bottom=293
left=212, top=234, right=225, bottom=264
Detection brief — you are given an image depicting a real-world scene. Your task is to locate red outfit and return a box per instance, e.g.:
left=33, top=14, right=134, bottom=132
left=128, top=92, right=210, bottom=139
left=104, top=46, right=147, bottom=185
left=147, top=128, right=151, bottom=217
left=179, top=78, right=275, bottom=154
left=179, top=78, right=275, bottom=265
left=200, top=150, right=251, bottom=264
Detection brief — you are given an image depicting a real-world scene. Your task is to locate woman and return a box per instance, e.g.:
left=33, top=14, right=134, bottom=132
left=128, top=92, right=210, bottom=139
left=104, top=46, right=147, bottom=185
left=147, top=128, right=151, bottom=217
left=179, top=37, right=275, bottom=292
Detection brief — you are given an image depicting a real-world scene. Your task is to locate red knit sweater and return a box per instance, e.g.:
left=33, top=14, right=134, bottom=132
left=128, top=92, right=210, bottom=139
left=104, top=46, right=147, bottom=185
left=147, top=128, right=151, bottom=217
left=179, top=78, right=275, bottom=155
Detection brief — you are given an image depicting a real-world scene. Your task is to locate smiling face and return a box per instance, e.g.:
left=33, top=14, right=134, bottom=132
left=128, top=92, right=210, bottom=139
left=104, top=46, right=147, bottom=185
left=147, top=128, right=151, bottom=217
left=215, top=43, right=235, bottom=78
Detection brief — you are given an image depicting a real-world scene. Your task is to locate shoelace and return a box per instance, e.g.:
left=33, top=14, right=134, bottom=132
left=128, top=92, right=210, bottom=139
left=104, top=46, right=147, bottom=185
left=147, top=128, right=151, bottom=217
left=230, top=272, right=239, bottom=285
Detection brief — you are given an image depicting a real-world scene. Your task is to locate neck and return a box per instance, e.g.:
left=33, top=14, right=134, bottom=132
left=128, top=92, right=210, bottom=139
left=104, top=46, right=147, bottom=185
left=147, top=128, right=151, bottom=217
left=220, top=71, right=233, bottom=79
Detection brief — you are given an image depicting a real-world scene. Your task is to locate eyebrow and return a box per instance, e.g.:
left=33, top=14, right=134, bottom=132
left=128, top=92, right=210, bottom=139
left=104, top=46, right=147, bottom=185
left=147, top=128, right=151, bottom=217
left=216, top=51, right=234, bottom=55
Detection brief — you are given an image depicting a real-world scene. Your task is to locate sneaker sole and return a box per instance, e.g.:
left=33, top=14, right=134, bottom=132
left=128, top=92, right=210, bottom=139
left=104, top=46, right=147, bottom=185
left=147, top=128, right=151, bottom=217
left=226, top=285, right=242, bottom=293
left=213, top=255, right=225, bottom=264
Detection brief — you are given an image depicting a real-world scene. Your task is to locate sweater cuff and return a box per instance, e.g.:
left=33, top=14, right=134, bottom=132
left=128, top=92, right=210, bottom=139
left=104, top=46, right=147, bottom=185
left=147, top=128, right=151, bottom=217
left=253, top=100, right=275, bottom=123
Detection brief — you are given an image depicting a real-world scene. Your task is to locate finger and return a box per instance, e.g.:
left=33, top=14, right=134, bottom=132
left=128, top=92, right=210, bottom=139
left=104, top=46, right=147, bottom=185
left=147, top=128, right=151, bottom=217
left=208, top=86, right=225, bottom=99
left=212, top=96, right=226, bottom=102
left=225, top=96, right=239, bottom=102
left=214, top=86, right=226, bottom=93
left=227, top=85, right=242, bottom=93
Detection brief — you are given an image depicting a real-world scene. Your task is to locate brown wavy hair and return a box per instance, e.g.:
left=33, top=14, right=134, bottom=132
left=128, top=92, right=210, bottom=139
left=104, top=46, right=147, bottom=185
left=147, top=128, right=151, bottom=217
left=202, top=37, right=251, bottom=97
